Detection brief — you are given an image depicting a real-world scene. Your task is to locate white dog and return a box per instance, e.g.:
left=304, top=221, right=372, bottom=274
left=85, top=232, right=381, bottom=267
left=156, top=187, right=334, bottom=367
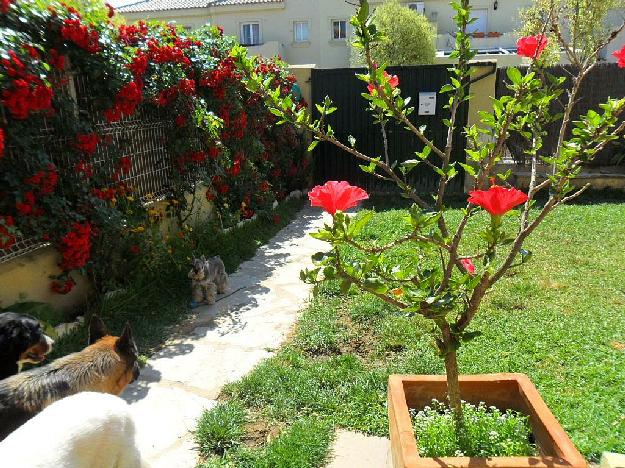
left=0, top=392, right=149, bottom=468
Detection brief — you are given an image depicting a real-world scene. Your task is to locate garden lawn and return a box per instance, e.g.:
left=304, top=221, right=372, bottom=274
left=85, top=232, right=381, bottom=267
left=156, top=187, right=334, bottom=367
left=196, top=198, right=625, bottom=466
left=45, top=198, right=305, bottom=362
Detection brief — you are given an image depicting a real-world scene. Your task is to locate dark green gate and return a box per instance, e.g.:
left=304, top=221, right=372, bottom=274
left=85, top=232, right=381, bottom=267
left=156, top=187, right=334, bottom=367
left=311, top=65, right=469, bottom=194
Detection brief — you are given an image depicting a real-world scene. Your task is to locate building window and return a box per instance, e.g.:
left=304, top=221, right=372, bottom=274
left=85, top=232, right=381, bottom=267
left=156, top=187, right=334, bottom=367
left=408, top=2, right=425, bottom=14
left=332, top=20, right=347, bottom=40
left=241, top=22, right=261, bottom=46
left=294, top=21, right=310, bottom=42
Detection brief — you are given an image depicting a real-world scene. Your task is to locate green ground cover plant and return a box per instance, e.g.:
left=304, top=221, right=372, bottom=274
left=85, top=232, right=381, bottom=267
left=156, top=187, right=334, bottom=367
left=43, top=198, right=304, bottom=362
left=195, top=198, right=625, bottom=465
left=411, top=399, right=535, bottom=457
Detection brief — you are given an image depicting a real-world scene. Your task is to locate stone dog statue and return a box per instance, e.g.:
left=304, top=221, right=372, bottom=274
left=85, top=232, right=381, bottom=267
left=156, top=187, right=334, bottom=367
left=188, top=255, right=228, bottom=308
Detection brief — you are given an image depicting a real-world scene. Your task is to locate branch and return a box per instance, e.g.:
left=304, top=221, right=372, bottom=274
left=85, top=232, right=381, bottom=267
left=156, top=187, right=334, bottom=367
left=315, top=129, right=431, bottom=209
left=556, top=183, right=590, bottom=205
left=345, top=232, right=451, bottom=254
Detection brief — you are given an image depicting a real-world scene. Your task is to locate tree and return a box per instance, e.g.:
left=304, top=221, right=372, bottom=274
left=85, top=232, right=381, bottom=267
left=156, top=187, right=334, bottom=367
left=239, top=0, right=625, bottom=448
left=520, top=0, right=625, bottom=65
left=351, top=0, right=436, bottom=67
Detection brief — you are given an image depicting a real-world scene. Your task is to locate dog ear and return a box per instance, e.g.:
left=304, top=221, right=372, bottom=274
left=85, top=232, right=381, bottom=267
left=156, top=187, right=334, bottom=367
left=88, top=315, right=109, bottom=344
left=115, top=322, right=135, bottom=354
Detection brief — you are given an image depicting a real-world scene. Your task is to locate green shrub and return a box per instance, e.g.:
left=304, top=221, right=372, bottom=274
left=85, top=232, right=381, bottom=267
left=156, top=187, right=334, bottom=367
left=195, top=402, right=247, bottom=457
left=351, top=0, right=436, bottom=66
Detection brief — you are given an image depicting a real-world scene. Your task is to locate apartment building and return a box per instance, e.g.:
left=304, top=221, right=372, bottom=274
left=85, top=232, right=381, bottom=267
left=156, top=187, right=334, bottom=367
left=111, top=0, right=624, bottom=67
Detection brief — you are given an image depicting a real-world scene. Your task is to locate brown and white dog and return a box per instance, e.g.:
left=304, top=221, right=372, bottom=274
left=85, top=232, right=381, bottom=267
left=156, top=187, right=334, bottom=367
left=0, top=312, right=55, bottom=380
left=0, top=315, right=140, bottom=441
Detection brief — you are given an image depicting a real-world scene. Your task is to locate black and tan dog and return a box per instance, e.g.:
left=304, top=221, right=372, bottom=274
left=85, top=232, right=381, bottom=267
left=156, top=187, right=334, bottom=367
left=0, top=315, right=140, bottom=441
left=0, top=312, right=55, bottom=380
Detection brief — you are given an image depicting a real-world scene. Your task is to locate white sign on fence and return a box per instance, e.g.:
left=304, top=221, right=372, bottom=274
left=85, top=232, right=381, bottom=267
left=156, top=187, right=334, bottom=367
left=418, top=92, right=437, bottom=115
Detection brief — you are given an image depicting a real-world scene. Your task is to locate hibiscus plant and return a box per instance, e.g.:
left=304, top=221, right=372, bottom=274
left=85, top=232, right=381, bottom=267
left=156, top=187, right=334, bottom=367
left=237, top=0, right=625, bottom=444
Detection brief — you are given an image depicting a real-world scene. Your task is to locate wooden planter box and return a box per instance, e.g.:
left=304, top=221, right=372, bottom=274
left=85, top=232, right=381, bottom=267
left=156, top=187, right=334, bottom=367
left=388, top=373, right=587, bottom=468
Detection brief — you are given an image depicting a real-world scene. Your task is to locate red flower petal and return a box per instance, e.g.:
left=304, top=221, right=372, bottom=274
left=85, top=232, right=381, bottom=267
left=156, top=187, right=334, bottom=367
left=516, top=35, right=548, bottom=59
left=460, top=258, right=476, bottom=275
left=308, top=181, right=369, bottom=215
left=468, top=185, right=528, bottom=216
left=613, top=45, right=625, bottom=68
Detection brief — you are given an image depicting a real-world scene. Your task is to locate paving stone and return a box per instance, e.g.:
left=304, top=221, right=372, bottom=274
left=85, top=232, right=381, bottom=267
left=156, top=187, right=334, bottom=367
left=326, top=430, right=393, bottom=468
left=601, top=452, right=625, bottom=468
left=120, top=207, right=326, bottom=467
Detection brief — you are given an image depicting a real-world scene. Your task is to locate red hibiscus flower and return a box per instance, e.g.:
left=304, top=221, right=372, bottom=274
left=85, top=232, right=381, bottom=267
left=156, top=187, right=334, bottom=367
left=368, top=71, right=399, bottom=95
left=468, top=185, right=528, bottom=216
left=205, top=189, right=215, bottom=201
left=272, top=214, right=281, bottom=225
left=516, top=34, right=548, bottom=59
left=460, top=258, right=476, bottom=275
left=129, top=245, right=141, bottom=254
left=613, top=45, right=625, bottom=68
left=51, top=276, right=76, bottom=294
left=308, top=181, right=369, bottom=215
left=259, top=181, right=270, bottom=192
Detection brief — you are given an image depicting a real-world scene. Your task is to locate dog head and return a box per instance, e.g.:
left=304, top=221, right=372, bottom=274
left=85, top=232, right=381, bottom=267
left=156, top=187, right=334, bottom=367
left=87, top=315, right=140, bottom=394
left=0, top=312, right=54, bottom=367
left=191, top=256, right=207, bottom=278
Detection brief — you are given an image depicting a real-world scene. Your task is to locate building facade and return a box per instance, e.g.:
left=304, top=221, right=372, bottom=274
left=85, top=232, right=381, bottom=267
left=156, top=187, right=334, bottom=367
left=112, top=0, right=624, bottom=67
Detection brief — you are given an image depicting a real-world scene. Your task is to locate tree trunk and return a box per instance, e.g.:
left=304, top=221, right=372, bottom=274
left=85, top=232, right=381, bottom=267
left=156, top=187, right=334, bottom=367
left=444, top=349, right=468, bottom=450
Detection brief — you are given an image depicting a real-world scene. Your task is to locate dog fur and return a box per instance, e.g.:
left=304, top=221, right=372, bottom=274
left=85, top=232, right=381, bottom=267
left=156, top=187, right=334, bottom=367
left=0, top=312, right=55, bottom=380
left=191, top=255, right=228, bottom=294
left=188, top=269, right=218, bottom=305
left=0, top=392, right=150, bottom=468
left=0, top=315, right=140, bottom=441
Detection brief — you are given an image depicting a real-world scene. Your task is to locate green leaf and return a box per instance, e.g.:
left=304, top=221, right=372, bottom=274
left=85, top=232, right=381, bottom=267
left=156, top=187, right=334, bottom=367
left=310, top=230, right=334, bottom=241
left=307, top=140, right=319, bottom=152
left=363, top=277, right=388, bottom=294
left=348, top=211, right=373, bottom=237
left=506, top=67, right=522, bottom=85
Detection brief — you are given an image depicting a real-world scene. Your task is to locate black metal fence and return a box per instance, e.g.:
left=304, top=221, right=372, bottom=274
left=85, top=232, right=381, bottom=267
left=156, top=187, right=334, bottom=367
left=311, top=65, right=469, bottom=194
left=496, top=62, right=625, bottom=166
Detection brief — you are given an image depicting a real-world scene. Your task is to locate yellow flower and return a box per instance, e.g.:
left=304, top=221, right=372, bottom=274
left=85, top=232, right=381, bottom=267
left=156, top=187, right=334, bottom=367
left=131, top=226, right=145, bottom=233
left=126, top=196, right=135, bottom=202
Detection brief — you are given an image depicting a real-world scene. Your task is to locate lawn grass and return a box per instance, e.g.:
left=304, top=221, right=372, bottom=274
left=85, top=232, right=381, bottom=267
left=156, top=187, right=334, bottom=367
left=44, top=198, right=305, bottom=362
left=195, top=197, right=625, bottom=465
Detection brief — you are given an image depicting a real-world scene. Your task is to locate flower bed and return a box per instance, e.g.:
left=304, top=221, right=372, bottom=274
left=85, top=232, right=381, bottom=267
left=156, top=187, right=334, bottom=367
left=0, top=1, right=308, bottom=294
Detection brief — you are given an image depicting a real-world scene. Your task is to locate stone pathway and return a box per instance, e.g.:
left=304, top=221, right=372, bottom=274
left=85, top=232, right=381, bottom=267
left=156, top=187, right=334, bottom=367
left=327, top=430, right=392, bottom=468
left=121, top=206, right=327, bottom=468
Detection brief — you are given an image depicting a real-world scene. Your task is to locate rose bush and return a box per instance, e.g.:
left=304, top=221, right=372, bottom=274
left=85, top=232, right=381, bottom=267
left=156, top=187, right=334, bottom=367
left=0, top=1, right=307, bottom=293
left=238, top=0, right=625, bottom=448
